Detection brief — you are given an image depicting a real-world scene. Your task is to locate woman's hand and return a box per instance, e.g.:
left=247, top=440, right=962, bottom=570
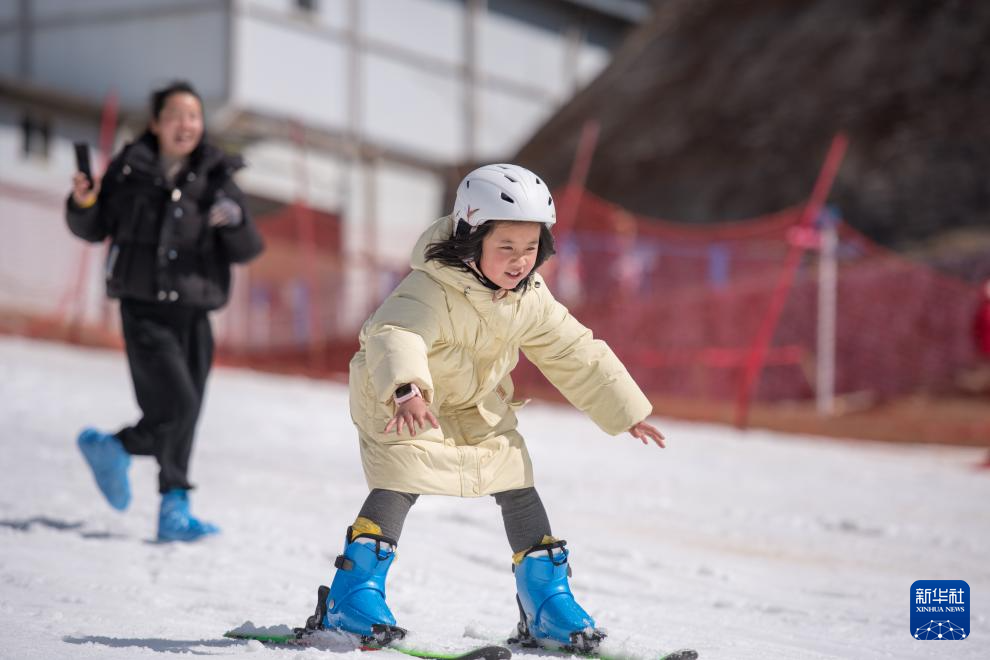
left=209, top=197, right=243, bottom=227
left=71, top=172, right=100, bottom=207
left=384, top=397, right=439, bottom=437
left=629, top=420, right=666, bottom=448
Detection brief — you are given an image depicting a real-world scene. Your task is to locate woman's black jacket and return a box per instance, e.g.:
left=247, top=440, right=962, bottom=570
left=65, top=131, right=264, bottom=311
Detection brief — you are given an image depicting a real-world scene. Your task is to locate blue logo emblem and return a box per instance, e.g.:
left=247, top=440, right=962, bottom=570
left=911, top=580, right=969, bottom=640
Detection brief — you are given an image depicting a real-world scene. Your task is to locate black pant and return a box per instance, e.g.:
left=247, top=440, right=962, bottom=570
left=115, top=299, right=213, bottom=494
left=357, top=487, right=552, bottom=553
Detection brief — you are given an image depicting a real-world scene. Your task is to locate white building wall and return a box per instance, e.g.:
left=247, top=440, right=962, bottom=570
left=479, top=0, right=571, bottom=101
left=0, top=35, right=16, bottom=79
left=13, top=2, right=228, bottom=109
left=0, top=3, right=20, bottom=78
left=363, top=0, right=462, bottom=65
left=31, top=0, right=184, bottom=18
left=475, top=87, right=550, bottom=159
left=237, top=139, right=349, bottom=215
left=242, top=0, right=348, bottom=29
left=362, top=53, right=464, bottom=162
left=231, top=0, right=610, bottom=164
left=31, top=15, right=227, bottom=109
left=7, top=0, right=621, bottom=165
left=233, top=15, right=348, bottom=130
left=1, top=0, right=633, bottom=337
left=0, top=105, right=107, bottom=321
left=0, top=105, right=104, bottom=199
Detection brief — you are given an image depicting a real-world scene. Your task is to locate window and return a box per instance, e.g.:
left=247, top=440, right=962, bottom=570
left=21, top=115, right=51, bottom=161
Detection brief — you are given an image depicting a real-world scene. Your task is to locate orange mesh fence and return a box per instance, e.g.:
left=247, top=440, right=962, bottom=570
left=3, top=177, right=982, bottom=412
left=509, top=186, right=981, bottom=406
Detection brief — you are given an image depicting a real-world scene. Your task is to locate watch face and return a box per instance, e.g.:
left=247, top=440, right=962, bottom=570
left=395, top=384, right=412, bottom=397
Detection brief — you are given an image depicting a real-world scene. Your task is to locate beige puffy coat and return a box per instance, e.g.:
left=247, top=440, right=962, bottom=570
left=349, top=216, right=652, bottom=496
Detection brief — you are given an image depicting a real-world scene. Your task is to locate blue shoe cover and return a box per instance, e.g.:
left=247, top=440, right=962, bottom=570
left=515, top=540, right=598, bottom=646
left=321, top=530, right=398, bottom=636
left=157, top=489, right=220, bottom=542
left=77, top=427, right=131, bottom=511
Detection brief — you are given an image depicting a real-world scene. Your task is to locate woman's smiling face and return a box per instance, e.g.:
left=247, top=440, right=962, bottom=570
left=479, top=221, right=542, bottom=290
left=150, top=92, right=204, bottom=159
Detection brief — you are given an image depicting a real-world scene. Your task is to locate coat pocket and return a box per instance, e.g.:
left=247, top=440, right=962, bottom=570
left=475, top=389, right=512, bottom=428
left=370, top=411, right=446, bottom=445
left=495, top=380, right=530, bottom=410
left=106, top=242, right=141, bottom=298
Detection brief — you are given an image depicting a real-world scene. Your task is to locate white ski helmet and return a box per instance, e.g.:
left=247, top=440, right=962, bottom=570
left=452, top=163, right=556, bottom=230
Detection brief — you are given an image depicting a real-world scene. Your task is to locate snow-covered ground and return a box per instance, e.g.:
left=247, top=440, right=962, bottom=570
left=1, top=335, right=987, bottom=660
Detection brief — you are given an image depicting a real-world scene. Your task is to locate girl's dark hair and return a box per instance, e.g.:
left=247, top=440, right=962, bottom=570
left=425, top=220, right=556, bottom=288
left=150, top=80, right=203, bottom=119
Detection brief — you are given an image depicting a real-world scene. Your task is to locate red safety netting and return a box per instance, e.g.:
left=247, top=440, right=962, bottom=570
left=3, top=143, right=982, bottom=424
left=508, top=184, right=981, bottom=413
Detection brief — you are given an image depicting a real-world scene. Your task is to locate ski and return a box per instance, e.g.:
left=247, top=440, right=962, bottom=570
left=224, top=627, right=512, bottom=660
left=508, top=643, right=697, bottom=660
left=507, top=635, right=697, bottom=660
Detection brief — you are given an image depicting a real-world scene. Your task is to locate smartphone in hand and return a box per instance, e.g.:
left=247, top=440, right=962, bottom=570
left=73, top=142, right=92, bottom=189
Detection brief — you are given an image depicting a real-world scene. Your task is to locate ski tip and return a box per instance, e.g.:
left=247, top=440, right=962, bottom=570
left=453, top=645, right=512, bottom=660
left=660, top=651, right=698, bottom=660
left=390, top=643, right=512, bottom=660
left=484, top=645, right=513, bottom=660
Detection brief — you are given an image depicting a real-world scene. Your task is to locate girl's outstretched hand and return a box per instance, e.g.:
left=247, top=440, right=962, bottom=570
left=385, top=397, right=440, bottom=437
left=629, top=420, right=666, bottom=448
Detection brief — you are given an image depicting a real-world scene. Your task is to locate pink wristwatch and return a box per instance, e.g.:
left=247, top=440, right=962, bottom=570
left=394, top=383, right=422, bottom=405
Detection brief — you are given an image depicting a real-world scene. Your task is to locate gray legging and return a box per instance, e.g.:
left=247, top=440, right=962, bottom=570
left=357, top=487, right=552, bottom=553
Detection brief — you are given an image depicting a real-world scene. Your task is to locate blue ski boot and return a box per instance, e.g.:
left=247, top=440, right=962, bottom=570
left=512, top=538, right=604, bottom=652
left=77, top=427, right=131, bottom=511
left=157, top=489, right=220, bottom=542
left=303, top=518, right=404, bottom=644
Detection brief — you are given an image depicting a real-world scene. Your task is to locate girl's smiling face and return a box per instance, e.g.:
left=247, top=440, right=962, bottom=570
left=479, top=221, right=543, bottom=290
left=150, top=92, right=204, bottom=159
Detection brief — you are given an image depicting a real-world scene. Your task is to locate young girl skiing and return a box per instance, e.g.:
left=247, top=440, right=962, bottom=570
left=306, top=164, right=665, bottom=652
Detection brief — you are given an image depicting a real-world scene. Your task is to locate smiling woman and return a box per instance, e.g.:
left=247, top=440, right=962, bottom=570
left=149, top=83, right=205, bottom=171
left=63, top=80, right=265, bottom=543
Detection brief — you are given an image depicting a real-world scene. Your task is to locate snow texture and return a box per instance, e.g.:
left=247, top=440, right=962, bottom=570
left=0, top=335, right=987, bottom=659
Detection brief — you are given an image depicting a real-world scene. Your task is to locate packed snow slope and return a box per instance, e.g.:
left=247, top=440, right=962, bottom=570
left=0, top=336, right=986, bottom=660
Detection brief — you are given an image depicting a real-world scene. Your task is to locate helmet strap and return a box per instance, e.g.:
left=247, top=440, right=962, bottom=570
left=468, top=260, right=532, bottom=294
left=466, top=260, right=501, bottom=291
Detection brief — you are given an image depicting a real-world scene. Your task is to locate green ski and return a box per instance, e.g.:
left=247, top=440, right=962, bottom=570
left=224, top=628, right=512, bottom=660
